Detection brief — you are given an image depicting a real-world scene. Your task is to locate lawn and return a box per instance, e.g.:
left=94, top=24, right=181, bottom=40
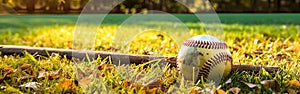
left=0, top=14, right=300, bottom=93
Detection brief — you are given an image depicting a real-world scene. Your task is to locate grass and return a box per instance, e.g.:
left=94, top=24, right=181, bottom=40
left=0, top=14, right=300, bottom=93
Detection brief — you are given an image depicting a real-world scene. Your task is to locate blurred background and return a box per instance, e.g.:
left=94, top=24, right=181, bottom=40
left=0, top=0, right=300, bottom=14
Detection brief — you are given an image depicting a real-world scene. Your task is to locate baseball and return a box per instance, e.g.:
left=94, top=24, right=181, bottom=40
left=176, top=35, right=232, bottom=84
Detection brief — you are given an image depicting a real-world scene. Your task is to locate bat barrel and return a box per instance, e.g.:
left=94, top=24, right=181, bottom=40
left=0, top=45, right=280, bottom=73
left=231, top=64, right=280, bottom=73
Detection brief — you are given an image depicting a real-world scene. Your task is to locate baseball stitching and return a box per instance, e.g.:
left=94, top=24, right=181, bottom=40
left=183, top=40, right=228, bottom=49
left=198, top=52, right=232, bottom=81
left=178, top=39, right=232, bottom=82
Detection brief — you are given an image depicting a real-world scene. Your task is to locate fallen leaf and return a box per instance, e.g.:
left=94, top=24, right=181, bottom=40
left=52, top=68, right=63, bottom=76
left=97, top=63, right=117, bottom=77
left=19, top=82, right=41, bottom=91
left=48, top=68, right=63, bottom=80
left=123, top=80, right=131, bottom=88
left=232, top=44, right=241, bottom=51
left=214, top=89, right=226, bottom=94
left=277, top=43, right=288, bottom=48
left=141, top=89, right=147, bottom=94
left=98, top=63, right=106, bottom=70
left=142, top=88, right=159, bottom=94
left=58, top=78, right=78, bottom=92
left=48, top=75, right=60, bottom=80
left=22, top=71, right=30, bottom=76
left=31, top=70, right=37, bottom=77
left=21, top=70, right=36, bottom=76
left=190, top=86, right=202, bottom=94
left=252, top=51, right=268, bottom=55
left=240, top=81, right=260, bottom=89
left=228, top=87, right=240, bottom=94
left=284, top=45, right=300, bottom=52
left=287, top=79, right=300, bottom=90
left=274, top=52, right=292, bottom=61
left=3, top=67, right=14, bottom=72
left=225, top=78, right=232, bottom=84
left=2, top=67, right=15, bottom=76
left=262, top=33, right=271, bottom=37
left=98, top=64, right=115, bottom=72
left=37, top=71, right=46, bottom=79
left=143, top=78, right=164, bottom=89
left=67, top=41, right=73, bottom=49
left=20, top=64, right=32, bottom=70
left=260, top=80, right=280, bottom=92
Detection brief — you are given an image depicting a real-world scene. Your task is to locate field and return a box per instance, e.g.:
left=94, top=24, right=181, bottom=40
left=0, top=14, right=300, bottom=93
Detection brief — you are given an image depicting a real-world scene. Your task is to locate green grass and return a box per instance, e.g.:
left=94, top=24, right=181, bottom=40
left=0, top=14, right=300, bottom=93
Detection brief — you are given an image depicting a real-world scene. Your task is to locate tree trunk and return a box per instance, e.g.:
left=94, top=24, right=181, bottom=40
left=48, top=0, right=58, bottom=13
left=64, top=0, right=71, bottom=13
left=276, top=0, right=281, bottom=11
left=26, top=0, right=35, bottom=13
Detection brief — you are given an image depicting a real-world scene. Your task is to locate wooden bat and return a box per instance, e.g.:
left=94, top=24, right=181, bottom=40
left=0, top=45, right=280, bottom=73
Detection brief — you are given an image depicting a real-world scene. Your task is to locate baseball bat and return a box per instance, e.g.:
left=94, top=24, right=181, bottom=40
left=0, top=45, right=280, bottom=73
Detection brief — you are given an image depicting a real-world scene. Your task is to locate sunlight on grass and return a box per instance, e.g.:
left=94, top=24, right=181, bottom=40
left=0, top=21, right=300, bottom=93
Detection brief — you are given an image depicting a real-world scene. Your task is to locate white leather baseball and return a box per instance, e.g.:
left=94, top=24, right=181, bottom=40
left=176, top=35, right=232, bottom=84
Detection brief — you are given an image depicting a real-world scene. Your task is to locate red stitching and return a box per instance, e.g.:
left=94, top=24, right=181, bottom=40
left=183, top=39, right=228, bottom=49
left=198, top=52, right=232, bottom=81
left=176, top=52, right=232, bottom=82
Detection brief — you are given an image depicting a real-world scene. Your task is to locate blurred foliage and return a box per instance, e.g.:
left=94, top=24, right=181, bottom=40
left=0, top=0, right=299, bottom=14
